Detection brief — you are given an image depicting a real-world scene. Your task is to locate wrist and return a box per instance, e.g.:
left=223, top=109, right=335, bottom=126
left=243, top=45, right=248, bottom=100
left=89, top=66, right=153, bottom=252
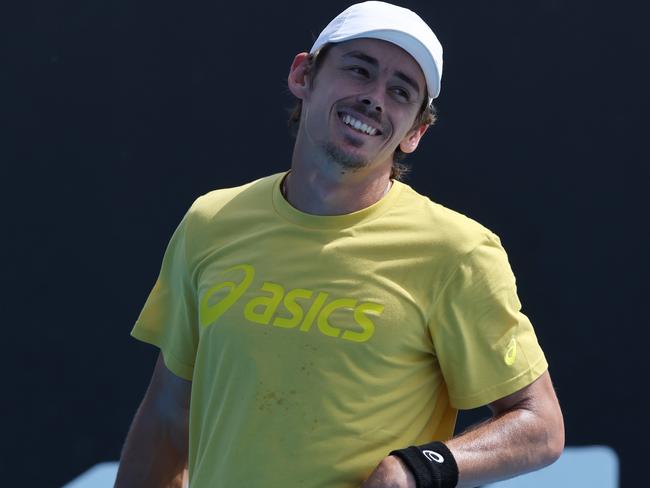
left=390, top=441, right=458, bottom=488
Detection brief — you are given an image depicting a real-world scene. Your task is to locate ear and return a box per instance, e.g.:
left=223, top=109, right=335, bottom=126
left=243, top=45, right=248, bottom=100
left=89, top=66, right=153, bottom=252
left=399, top=124, right=429, bottom=153
left=288, top=52, right=311, bottom=100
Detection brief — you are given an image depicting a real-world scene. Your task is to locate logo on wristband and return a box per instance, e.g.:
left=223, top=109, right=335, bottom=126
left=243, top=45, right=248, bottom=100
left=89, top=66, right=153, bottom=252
left=423, top=449, right=444, bottom=463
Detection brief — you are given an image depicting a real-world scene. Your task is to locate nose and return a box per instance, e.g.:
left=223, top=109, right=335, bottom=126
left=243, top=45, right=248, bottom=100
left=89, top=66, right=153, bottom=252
left=358, top=84, right=384, bottom=114
left=360, top=96, right=383, bottom=114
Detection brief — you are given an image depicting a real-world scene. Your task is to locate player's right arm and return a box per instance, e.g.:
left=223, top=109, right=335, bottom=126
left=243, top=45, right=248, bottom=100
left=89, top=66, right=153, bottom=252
left=114, top=352, right=191, bottom=488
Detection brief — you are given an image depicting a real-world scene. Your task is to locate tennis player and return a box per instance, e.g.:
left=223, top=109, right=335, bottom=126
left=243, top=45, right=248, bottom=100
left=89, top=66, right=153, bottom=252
left=115, top=2, right=564, bottom=487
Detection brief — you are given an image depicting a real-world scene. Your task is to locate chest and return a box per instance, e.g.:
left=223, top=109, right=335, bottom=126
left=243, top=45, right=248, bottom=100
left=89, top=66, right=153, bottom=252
left=192, top=226, right=439, bottom=360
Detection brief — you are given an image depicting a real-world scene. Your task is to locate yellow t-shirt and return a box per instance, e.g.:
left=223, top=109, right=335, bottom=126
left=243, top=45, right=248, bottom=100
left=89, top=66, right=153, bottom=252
left=131, top=172, right=548, bottom=488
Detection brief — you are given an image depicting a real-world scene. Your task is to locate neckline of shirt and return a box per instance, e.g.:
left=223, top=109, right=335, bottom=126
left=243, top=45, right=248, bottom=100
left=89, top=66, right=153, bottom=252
left=271, top=171, right=403, bottom=230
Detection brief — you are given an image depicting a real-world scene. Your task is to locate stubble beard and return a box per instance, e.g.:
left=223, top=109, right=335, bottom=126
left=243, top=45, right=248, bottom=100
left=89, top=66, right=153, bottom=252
left=321, top=139, right=369, bottom=172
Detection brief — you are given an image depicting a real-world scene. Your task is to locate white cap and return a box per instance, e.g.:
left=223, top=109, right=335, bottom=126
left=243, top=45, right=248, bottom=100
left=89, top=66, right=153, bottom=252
left=310, top=1, right=443, bottom=103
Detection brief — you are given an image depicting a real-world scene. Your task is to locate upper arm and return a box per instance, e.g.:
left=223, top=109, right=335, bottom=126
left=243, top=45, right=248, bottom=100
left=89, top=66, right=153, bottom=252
left=487, top=370, right=559, bottom=415
left=429, top=234, right=549, bottom=410
left=143, top=352, right=192, bottom=423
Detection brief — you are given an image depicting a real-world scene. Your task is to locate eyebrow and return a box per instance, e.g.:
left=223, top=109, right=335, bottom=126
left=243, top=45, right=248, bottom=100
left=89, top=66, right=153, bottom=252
left=342, top=50, right=422, bottom=97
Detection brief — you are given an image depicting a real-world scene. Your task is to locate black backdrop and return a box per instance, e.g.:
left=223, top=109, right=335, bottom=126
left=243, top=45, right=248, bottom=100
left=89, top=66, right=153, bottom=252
left=4, top=0, right=649, bottom=486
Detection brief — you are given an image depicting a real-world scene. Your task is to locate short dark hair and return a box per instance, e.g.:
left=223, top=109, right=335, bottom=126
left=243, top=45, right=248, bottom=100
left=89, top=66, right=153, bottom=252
left=287, top=42, right=437, bottom=180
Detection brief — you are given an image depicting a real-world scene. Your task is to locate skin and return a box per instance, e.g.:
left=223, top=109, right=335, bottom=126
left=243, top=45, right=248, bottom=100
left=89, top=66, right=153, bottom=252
left=286, top=38, right=428, bottom=216
left=360, top=371, right=564, bottom=487
left=114, top=354, right=191, bottom=487
left=116, top=37, right=564, bottom=488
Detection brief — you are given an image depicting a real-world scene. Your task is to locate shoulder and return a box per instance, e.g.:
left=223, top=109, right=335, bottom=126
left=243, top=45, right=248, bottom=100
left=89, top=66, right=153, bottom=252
left=171, top=173, right=282, bottom=266
left=187, top=173, right=280, bottom=222
left=178, top=172, right=282, bottom=237
left=173, top=172, right=281, bottom=251
left=394, top=181, right=502, bottom=259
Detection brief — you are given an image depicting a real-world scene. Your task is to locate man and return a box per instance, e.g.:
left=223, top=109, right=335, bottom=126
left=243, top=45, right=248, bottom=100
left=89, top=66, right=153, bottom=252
left=115, top=2, right=564, bottom=487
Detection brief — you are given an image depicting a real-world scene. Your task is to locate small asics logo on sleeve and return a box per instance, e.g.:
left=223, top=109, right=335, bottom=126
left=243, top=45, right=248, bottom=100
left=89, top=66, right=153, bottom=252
left=422, top=450, right=444, bottom=463
left=504, top=337, right=517, bottom=366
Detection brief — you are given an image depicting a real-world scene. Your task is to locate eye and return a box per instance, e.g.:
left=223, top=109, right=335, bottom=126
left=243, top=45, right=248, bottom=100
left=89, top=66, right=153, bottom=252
left=347, top=66, right=369, bottom=77
left=392, top=87, right=410, bottom=100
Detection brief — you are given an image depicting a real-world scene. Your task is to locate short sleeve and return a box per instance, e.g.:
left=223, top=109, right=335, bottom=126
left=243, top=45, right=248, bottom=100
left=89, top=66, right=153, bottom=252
left=429, top=233, right=548, bottom=409
left=131, top=208, right=199, bottom=381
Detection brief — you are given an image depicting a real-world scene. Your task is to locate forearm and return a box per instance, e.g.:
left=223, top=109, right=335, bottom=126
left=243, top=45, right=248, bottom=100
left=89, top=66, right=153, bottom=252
left=363, top=374, right=563, bottom=488
left=446, top=407, right=563, bottom=488
left=114, top=397, right=189, bottom=488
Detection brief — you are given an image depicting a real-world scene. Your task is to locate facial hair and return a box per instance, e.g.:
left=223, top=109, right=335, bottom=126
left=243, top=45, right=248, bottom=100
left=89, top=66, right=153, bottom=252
left=321, top=138, right=369, bottom=171
left=321, top=101, right=386, bottom=171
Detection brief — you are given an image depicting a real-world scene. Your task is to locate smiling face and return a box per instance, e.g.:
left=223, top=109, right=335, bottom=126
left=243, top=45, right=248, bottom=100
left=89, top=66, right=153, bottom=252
left=289, top=38, right=429, bottom=174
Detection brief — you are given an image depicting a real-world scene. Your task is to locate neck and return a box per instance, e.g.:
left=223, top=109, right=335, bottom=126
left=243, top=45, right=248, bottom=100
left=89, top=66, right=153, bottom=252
left=285, top=143, right=394, bottom=216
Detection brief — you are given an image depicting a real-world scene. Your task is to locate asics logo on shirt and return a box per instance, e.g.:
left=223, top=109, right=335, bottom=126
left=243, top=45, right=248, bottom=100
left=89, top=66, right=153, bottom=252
left=199, top=264, right=384, bottom=343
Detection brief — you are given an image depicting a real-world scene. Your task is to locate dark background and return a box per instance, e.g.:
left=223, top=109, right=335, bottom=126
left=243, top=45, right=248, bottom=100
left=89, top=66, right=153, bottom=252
left=3, top=0, right=648, bottom=486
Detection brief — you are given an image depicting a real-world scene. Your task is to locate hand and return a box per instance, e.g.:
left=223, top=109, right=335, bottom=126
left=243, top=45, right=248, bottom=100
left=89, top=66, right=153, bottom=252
left=360, top=455, right=416, bottom=488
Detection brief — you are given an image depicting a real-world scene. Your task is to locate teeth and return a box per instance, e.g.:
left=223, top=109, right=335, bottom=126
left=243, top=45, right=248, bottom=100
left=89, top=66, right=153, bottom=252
left=341, top=113, right=378, bottom=136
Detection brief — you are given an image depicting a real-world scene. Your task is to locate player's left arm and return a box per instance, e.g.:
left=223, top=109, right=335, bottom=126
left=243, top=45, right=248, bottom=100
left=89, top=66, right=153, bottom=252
left=361, top=369, right=564, bottom=488
left=444, top=369, right=564, bottom=487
